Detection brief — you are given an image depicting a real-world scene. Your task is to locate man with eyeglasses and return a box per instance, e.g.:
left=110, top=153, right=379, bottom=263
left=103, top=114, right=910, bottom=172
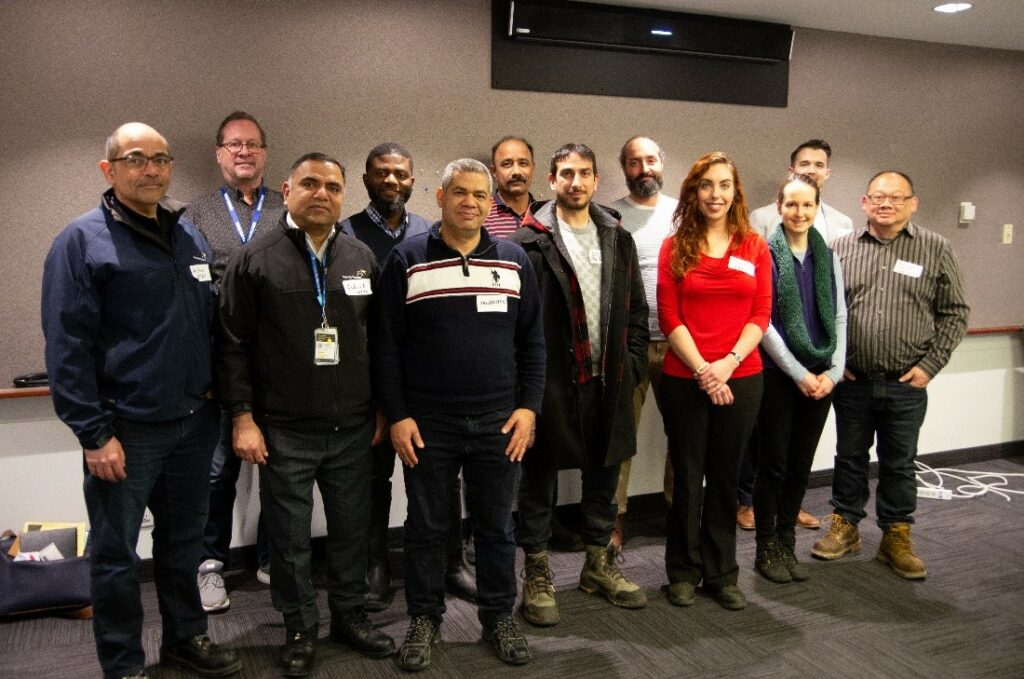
left=340, top=143, right=477, bottom=611
left=741, top=138, right=854, bottom=533
left=42, top=122, right=240, bottom=678
left=812, top=171, right=969, bottom=580
left=184, top=111, right=285, bottom=613
left=218, top=153, right=396, bottom=676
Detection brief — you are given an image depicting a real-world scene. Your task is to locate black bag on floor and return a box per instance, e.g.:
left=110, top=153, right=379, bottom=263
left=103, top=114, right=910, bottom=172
left=0, top=530, right=91, bottom=616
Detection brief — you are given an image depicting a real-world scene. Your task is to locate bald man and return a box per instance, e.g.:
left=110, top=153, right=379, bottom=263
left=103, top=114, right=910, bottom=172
left=42, top=123, right=240, bottom=678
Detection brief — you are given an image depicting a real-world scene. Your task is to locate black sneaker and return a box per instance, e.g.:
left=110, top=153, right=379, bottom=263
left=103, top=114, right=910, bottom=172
left=160, top=634, right=240, bottom=677
left=482, top=614, right=531, bottom=666
left=398, top=616, right=440, bottom=672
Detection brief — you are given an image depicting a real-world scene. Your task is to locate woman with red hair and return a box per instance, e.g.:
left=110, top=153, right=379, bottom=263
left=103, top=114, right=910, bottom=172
left=657, top=152, right=771, bottom=611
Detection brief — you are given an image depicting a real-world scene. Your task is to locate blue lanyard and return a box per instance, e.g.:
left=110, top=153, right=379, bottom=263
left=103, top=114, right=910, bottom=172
left=220, top=186, right=266, bottom=244
left=307, top=250, right=329, bottom=327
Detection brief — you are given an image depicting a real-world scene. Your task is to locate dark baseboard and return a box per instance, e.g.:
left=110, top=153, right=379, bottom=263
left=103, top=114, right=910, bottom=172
left=147, top=440, right=1023, bottom=579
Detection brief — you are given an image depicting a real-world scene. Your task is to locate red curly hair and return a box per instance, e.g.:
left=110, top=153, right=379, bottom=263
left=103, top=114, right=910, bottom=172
left=669, top=151, right=752, bottom=278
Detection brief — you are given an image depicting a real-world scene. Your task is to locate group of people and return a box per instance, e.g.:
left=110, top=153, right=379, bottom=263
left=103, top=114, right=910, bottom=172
left=40, top=114, right=970, bottom=679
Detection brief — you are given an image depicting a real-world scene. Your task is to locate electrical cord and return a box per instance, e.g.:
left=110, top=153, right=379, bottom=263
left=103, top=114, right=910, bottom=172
left=915, top=460, right=1024, bottom=501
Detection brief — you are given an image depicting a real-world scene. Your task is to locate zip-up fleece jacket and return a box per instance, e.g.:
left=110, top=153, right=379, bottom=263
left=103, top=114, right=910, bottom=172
left=217, top=215, right=379, bottom=430
left=41, top=190, right=215, bottom=449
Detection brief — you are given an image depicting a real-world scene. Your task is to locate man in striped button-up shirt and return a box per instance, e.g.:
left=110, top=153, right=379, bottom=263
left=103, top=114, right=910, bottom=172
left=811, top=170, right=969, bottom=581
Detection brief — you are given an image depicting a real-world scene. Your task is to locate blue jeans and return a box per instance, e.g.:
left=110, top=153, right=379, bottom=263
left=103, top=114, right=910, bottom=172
left=259, top=421, right=373, bottom=633
left=831, top=376, right=928, bottom=529
left=402, top=408, right=520, bottom=628
left=85, top=400, right=218, bottom=679
left=202, top=405, right=269, bottom=569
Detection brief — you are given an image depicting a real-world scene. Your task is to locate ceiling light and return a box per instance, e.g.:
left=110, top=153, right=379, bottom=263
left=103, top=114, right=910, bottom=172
left=933, top=3, right=972, bottom=13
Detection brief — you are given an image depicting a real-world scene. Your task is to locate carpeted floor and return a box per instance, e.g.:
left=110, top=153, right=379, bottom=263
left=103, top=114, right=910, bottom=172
left=2, top=457, right=1022, bottom=678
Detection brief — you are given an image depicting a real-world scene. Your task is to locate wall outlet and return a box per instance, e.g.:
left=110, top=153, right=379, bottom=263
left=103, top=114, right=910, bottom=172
left=917, top=486, right=952, bottom=500
left=141, top=509, right=154, bottom=529
left=1002, top=223, right=1013, bottom=245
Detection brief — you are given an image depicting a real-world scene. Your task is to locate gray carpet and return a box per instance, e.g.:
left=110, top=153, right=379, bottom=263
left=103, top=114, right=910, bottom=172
left=2, top=457, right=1022, bottom=678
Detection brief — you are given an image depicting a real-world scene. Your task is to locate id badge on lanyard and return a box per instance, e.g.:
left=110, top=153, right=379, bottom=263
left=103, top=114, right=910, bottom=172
left=309, top=250, right=339, bottom=365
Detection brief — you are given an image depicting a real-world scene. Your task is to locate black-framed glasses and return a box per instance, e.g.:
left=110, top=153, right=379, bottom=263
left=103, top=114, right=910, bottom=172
left=109, top=153, right=174, bottom=170
left=219, top=141, right=265, bottom=153
left=867, top=193, right=914, bottom=206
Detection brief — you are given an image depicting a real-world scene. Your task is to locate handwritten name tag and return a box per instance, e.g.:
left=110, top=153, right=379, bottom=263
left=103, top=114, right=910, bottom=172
left=477, top=294, right=508, bottom=312
left=727, top=256, right=755, bottom=277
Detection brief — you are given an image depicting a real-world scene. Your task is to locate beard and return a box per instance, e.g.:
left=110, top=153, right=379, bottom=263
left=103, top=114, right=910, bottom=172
left=369, top=188, right=413, bottom=217
left=626, top=173, right=664, bottom=198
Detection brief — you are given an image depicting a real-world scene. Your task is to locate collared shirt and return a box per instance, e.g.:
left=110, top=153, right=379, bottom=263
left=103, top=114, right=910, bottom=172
left=365, top=202, right=409, bottom=239
left=833, top=221, right=969, bottom=377
left=285, top=213, right=335, bottom=261
left=483, top=191, right=533, bottom=239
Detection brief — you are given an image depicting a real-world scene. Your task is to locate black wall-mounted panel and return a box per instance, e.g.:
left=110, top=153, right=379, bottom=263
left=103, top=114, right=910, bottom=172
left=492, top=0, right=791, bottom=108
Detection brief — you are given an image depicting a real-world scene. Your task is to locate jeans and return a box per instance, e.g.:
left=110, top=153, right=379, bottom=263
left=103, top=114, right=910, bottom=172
left=259, top=420, right=373, bottom=633
left=831, top=375, right=928, bottom=529
left=754, top=369, right=833, bottom=545
left=518, top=380, right=620, bottom=553
left=662, top=373, right=762, bottom=589
left=402, top=408, right=520, bottom=628
left=85, top=400, right=218, bottom=679
left=203, top=405, right=269, bottom=569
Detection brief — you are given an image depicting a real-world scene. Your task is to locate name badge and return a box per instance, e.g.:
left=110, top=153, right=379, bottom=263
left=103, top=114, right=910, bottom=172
left=893, top=259, right=923, bottom=278
left=343, top=278, right=372, bottom=296
left=190, top=264, right=212, bottom=282
left=477, top=294, right=508, bottom=313
left=728, top=256, right=755, bottom=277
left=589, top=249, right=602, bottom=264
left=314, top=327, right=339, bottom=365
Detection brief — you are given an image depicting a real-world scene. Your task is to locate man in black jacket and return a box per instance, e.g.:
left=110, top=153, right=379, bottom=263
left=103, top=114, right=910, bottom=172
left=510, top=143, right=650, bottom=628
left=217, top=153, right=394, bottom=676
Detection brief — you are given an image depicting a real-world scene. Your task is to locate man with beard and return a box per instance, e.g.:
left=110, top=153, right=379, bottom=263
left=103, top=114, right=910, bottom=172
left=483, top=136, right=536, bottom=239
left=510, top=143, right=649, bottom=628
left=340, top=143, right=476, bottom=610
left=185, top=110, right=285, bottom=611
left=607, top=136, right=678, bottom=553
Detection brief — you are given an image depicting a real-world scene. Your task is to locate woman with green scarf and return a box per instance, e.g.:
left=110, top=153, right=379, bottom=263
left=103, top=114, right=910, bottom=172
left=753, top=173, right=847, bottom=584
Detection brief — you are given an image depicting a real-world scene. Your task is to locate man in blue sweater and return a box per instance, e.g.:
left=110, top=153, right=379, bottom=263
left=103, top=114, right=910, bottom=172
left=340, top=143, right=475, bottom=610
left=373, top=158, right=546, bottom=671
left=42, top=122, right=240, bottom=679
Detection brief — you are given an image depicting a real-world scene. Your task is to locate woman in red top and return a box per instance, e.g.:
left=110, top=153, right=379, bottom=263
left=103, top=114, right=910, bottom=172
left=657, top=152, right=771, bottom=611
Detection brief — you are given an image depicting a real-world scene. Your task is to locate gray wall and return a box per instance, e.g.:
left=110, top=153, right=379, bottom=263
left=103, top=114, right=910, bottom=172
left=2, top=0, right=1022, bottom=384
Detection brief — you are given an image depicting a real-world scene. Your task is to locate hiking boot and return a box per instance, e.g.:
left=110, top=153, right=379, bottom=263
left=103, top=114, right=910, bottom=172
left=482, top=614, right=531, bottom=666
left=877, top=523, right=927, bottom=580
left=521, top=551, right=559, bottom=626
left=755, top=536, right=793, bottom=584
left=811, top=513, right=861, bottom=560
left=198, top=559, right=230, bottom=613
left=578, top=544, right=646, bottom=609
left=398, top=616, right=440, bottom=672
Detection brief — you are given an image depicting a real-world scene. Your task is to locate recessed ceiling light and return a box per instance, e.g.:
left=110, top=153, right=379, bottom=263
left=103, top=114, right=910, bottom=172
left=934, top=3, right=972, bottom=13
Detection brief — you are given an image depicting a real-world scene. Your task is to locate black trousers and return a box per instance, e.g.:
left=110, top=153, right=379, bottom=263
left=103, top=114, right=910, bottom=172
left=518, top=381, right=620, bottom=553
left=753, top=369, right=833, bottom=546
left=662, top=373, right=762, bottom=589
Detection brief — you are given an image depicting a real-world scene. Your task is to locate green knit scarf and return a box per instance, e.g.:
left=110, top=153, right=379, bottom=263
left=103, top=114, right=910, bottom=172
left=768, top=224, right=837, bottom=365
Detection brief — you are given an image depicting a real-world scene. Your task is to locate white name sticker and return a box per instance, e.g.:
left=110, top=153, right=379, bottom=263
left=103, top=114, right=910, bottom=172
left=728, top=256, right=755, bottom=277
left=190, top=264, right=212, bottom=282
left=893, top=259, right=923, bottom=278
left=589, top=249, right=602, bottom=264
left=477, top=294, right=508, bottom=313
left=343, top=278, right=373, bottom=296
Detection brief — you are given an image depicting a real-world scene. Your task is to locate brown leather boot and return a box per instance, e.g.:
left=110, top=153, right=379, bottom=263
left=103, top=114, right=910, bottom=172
left=877, top=523, right=927, bottom=579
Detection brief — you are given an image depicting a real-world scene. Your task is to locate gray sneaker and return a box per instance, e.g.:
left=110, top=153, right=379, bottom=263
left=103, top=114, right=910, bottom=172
left=198, top=559, right=230, bottom=613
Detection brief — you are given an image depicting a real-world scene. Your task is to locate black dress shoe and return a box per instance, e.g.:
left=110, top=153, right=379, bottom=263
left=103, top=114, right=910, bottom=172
left=445, top=559, right=478, bottom=603
left=366, top=558, right=394, bottom=611
left=331, top=608, right=396, bottom=658
left=280, top=631, right=316, bottom=677
left=160, top=634, right=240, bottom=677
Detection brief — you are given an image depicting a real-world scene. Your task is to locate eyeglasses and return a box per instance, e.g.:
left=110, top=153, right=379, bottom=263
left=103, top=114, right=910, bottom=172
left=110, top=153, right=174, bottom=170
left=219, top=141, right=266, bottom=153
left=867, top=193, right=914, bottom=206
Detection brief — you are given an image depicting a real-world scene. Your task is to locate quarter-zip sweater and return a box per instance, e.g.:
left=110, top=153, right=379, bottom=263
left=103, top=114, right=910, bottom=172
left=371, top=224, right=546, bottom=423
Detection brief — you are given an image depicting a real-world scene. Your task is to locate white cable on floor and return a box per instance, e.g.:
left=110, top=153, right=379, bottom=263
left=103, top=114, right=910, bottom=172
left=915, top=459, right=1024, bottom=502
